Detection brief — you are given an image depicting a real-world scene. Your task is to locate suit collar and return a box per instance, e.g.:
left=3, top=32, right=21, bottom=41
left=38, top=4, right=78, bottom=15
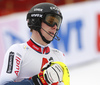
left=27, top=39, right=50, bottom=54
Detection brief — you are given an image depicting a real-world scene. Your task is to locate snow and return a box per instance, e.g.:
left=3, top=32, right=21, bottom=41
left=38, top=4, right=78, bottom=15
left=69, top=59, right=100, bottom=85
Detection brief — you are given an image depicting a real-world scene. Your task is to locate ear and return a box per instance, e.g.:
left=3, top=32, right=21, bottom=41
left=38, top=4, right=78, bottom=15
left=28, top=18, right=42, bottom=31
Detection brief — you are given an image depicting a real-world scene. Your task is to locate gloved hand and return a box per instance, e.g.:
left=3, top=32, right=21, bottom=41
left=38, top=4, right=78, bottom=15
left=32, top=63, right=63, bottom=85
left=51, top=62, right=70, bottom=85
left=31, top=61, right=70, bottom=85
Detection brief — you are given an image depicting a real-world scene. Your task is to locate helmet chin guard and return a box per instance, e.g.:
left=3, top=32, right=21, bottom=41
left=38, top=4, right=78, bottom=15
left=38, top=29, right=52, bottom=44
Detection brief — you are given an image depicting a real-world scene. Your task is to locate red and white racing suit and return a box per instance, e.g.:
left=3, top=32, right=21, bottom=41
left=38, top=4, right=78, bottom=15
left=0, top=38, right=65, bottom=85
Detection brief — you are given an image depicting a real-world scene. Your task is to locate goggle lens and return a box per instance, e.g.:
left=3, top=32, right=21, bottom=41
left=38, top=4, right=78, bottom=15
left=43, top=14, right=62, bottom=30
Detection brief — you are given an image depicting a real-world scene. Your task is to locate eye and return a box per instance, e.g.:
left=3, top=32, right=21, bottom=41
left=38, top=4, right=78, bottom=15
left=48, top=20, right=54, bottom=24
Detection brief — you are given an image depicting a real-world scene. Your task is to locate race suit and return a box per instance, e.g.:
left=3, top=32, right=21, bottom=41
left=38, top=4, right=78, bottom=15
left=0, top=38, right=65, bottom=85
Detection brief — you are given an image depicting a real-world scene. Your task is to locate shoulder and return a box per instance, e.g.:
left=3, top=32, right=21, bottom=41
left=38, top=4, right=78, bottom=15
left=50, top=47, right=63, bottom=55
left=49, top=47, right=66, bottom=63
left=5, top=42, right=28, bottom=58
left=7, top=43, right=26, bottom=52
left=50, top=47, right=65, bottom=57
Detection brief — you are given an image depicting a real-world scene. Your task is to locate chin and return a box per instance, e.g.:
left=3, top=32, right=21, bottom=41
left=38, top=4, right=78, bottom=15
left=47, top=38, right=53, bottom=41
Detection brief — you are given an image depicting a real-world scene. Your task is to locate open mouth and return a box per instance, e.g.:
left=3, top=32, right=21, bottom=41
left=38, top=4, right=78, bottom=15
left=49, top=32, right=55, bottom=36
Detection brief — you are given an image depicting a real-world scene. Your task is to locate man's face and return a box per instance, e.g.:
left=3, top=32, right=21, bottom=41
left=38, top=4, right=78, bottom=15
left=40, top=22, right=57, bottom=41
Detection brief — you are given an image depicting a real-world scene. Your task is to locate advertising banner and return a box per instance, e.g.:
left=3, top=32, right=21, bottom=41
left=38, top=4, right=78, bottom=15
left=0, top=1, right=100, bottom=74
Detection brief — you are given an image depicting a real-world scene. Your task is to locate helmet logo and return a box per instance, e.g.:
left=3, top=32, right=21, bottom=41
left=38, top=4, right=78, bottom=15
left=34, top=8, right=43, bottom=11
left=50, top=6, right=60, bottom=11
left=31, top=14, right=43, bottom=18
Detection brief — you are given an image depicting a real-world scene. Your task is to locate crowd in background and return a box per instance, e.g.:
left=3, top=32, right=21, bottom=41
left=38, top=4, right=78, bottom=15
left=0, top=0, right=96, bottom=16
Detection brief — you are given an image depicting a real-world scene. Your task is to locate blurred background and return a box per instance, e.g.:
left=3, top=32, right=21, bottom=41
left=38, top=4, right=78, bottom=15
left=0, top=0, right=94, bottom=16
left=0, top=0, right=100, bottom=85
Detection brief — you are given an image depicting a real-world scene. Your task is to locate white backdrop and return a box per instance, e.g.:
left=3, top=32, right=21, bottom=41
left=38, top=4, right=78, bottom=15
left=59, top=1, right=100, bottom=66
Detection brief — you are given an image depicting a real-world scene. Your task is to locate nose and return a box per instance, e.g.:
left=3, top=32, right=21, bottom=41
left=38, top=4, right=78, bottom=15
left=52, top=24, right=57, bottom=30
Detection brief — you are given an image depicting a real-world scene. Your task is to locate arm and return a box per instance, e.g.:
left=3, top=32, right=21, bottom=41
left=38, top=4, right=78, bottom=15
left=4, top=79, right=34, bottom=85
left=2, top=63, right=62, bottom=85
left=4, top=63, right=63, bottom=85
left=0, top=44, right=23, bottom=85
left=1, top=61, right=69, bottom=85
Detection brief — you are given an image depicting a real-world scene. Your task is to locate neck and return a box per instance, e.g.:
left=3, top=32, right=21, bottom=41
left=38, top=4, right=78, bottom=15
left=31, top=30, right=48, bottom=46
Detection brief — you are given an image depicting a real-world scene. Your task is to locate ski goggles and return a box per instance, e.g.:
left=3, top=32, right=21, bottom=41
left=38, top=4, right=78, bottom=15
left=43, top=14, right=62, bottom=30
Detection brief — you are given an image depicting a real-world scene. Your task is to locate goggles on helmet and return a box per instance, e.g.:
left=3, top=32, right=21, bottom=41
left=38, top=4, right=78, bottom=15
left=43, top=14, right=62, bottom=30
